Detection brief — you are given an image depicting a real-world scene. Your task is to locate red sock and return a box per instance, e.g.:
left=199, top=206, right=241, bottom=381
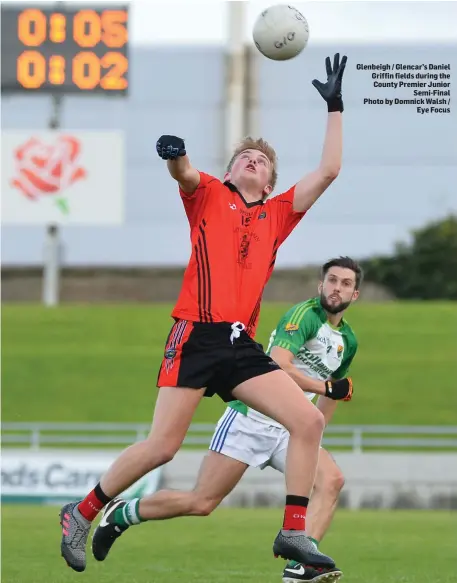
left=77, top=483, right=112, bottom=522
left=282, top=495, right=309, bottom=531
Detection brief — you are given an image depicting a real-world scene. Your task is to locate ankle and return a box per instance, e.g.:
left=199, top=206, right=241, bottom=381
left=78, top=483, right=112, bottom=522
left=282, top=495, right=309, bottom=531
left=114, top=499, right=146, bottom=528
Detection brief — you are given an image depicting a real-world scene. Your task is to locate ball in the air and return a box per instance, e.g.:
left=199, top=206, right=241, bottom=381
left=253, top=4, right=309, bottom=61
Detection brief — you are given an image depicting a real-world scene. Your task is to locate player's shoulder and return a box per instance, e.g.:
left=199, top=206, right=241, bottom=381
left=280, top=297, right=324, bottom=331
left=264, top=185, right=295, bottom=207
left=197, top=172, right=223, bottom=189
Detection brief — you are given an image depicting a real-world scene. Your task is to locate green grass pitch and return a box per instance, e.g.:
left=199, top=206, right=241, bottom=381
left=2, top=304, right=457, bottom=581
left=2, top=302, right=457, bottom=425
left=1, top=507, right=456, bottom=583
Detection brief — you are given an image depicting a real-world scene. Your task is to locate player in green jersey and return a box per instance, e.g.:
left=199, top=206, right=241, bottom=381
left=92, top=257, right=362, bottom=583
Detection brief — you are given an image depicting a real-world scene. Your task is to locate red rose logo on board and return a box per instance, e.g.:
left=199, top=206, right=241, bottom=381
left=10, top=135, right=87, bottom=215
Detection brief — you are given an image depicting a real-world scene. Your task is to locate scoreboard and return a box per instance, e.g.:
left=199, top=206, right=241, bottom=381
left=1, top=4, right=129, bottom=94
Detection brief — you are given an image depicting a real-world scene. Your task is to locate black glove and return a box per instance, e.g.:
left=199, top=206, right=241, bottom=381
left=324, top=378, right=353, bottom=401
left=312, top=53, right=347, bottom=113
left=156, top=135, right=186, bottom=160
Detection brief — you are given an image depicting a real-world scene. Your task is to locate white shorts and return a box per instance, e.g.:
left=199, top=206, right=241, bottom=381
left=209, top=407, right=289, bottom=472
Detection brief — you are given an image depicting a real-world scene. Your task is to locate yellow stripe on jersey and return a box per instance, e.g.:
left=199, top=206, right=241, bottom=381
left=287, top=299, right=318, bottom=327
left=276, top=340, right=292, bottom=350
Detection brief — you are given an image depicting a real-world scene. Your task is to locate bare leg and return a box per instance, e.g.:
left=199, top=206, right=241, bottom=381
left=232, top=370, right=325, bottom=498
left=138, top=451, right=248, bottom=519
left=306, top=449, right=345, bottom=542
left=233, top=373, right=335, bottom=567
left=100, top=387, right=205, bottom=497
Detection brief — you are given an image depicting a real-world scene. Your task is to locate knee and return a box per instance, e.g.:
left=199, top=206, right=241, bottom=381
left=311, top=408, right=326, bottom=433
left=139, top=439, right=179, bottom=470
left=320, top=467, right=345, bottom=497
left=155, top=448, right=176, bottom=467
left=290, top=406, right=325, bottom=437
left=189, top=494, right=220, bottom=517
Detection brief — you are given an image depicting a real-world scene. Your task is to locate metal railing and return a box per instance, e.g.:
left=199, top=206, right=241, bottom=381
left=2, top=422, right=457, bottom=453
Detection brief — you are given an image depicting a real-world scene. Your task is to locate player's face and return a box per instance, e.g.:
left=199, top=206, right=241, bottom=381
left=225, top=149, right=273, bottom=197
left=318, top=267, right=360, bottom=314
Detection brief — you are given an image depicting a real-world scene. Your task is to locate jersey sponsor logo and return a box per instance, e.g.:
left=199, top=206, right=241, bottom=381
left=297, top=347, right=334, bottom=378
left=337, top=344, right=344, bottom=358
left=233, top=226, right=260, bottom=242
left=284, top=322, right=299, bottom=335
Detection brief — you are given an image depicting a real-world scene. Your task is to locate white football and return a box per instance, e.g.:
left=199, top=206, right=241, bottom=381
left=253, top=4, right=309, bottom=61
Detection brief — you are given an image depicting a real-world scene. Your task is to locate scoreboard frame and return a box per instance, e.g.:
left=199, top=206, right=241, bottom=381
left=1, top=3, right=129, bottom=95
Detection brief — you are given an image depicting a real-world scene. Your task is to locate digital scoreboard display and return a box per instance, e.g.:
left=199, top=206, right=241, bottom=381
left=1, top=4, right=129, bottom=94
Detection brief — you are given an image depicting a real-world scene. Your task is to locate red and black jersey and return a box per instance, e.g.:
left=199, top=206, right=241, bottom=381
left=172, top=172, right=306, bottom=337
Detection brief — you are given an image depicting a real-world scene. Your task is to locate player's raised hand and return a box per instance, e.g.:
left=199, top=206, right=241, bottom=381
left=156, top=135, right=186, bottom=160
left=324, top=377, right=353, bottom=401
left=312, top=53, right=347, bottom=113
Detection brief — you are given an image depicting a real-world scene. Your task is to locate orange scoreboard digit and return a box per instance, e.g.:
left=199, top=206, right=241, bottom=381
left=1, top=4, right=129, bottom=94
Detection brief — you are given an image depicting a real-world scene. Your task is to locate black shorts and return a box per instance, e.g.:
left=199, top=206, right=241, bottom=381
left=156, top=320, right=281, bottom=402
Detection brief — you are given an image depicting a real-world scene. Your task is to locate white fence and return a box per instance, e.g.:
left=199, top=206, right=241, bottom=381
left=2, top=422, right=457, bottom=453
left=2, top=423, right=457, bottom=509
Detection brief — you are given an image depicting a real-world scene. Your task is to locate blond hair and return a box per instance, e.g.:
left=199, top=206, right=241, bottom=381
left=226, top=137, right=278, bottom=190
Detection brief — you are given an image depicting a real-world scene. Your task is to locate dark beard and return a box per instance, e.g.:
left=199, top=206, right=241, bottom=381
left=320, top=292, right=352, bottom=315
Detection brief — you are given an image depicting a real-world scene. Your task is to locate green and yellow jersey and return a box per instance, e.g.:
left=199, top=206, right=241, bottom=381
left=229, top=297, right=358, bottom=427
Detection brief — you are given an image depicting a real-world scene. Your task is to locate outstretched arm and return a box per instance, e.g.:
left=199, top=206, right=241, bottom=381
left=293, top=112, right=342, bottom=212
left=156, top=135, right=200, bottom=194
left=167, top=155, right=200, bottom=194
left=293, top=54, right=347, bottom=213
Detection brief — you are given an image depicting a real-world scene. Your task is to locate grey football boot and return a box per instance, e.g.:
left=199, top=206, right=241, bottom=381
left=60, top=501, right=91, bottom=572
left=273, top=530, right=336, bottom=569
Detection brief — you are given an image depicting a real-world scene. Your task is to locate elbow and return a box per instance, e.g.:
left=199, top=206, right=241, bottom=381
left=320, top=165, right=341, bottom=183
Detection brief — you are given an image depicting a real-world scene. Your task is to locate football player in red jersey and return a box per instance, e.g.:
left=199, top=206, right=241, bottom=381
left=60, top=54, right=348, bottom=575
